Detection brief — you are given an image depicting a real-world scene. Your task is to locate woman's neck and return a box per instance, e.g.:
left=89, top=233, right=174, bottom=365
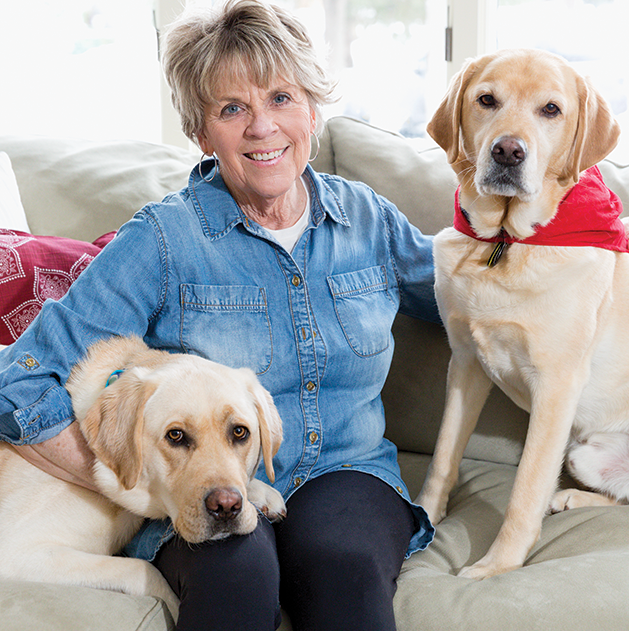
left=235, top=178, right=308, bottom=230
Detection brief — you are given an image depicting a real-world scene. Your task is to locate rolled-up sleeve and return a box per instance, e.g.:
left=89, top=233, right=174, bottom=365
left=0, top=209, right=166, bottom=444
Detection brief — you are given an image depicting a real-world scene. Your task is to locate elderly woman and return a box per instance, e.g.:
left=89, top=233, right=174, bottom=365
left=0, top=1, right=437, bottom=629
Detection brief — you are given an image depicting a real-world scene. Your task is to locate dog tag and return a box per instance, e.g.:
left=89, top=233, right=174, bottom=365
left=487, top=241, right=509, bottom=267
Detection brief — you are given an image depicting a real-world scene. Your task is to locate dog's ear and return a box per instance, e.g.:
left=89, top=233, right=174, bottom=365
left=80, top=368, right=157, bottom=490
left=242, top=370, right=282, bottom=484
left=561, top=74, right=620, bottom=185
left=427, top=57, right=481, bottom=163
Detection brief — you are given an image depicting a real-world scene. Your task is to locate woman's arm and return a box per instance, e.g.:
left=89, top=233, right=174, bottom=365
left=0, top=210, right=166, bottom=457
left=11, top=421, right=98, bottom=491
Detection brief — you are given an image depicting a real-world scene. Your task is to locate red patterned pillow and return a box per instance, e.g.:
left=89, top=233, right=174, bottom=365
left=0, top=229, right=116, bottom=344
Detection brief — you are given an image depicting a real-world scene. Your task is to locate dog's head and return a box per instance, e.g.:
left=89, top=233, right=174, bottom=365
left=72, top=342, right=282, bottom=543
left=427, top=49, right=620, bottom=239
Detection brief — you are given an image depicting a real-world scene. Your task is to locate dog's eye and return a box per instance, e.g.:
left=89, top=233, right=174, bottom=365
left=478, top=94, right=496, bottom=108
left=542, top=102, right=561, bottom=117
left=233, top=426, right=250, bottom=441
left=166, top=429, right=187, bottom=445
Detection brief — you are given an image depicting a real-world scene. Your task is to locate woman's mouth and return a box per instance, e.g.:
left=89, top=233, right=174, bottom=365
left=245, top=148, right=287, bottom=162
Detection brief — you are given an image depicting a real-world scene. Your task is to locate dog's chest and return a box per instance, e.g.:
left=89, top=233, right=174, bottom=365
left=433, top=231, right=604, bottom=410
left=435, top=252, right=540, bottom=409
left=434, top=229, right=629, bottom=423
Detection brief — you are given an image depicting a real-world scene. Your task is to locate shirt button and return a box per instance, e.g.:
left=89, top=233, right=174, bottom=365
left=396, top=486, right=404, bottom=495
left=294, top=477, right=303, bottom=487
left=305, top=381, right=316, bottom=392
left=309, top=431, right=318, bottom=444
left=291, top=275, right=301, bottom=287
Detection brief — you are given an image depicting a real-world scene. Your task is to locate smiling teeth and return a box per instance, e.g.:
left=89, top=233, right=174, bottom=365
left=248, top=149, right=284, bottom=161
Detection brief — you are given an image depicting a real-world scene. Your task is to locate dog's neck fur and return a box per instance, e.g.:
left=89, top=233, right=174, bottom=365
left=452, top=165, right=629, bottom=259
left=453, top=159, right=569, bottom=241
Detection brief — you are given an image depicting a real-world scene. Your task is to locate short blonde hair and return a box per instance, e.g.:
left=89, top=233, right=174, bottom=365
left=161, top=0, right=336, bottom=143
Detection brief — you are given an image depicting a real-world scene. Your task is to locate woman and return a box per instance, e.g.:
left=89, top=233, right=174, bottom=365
left=0, top=1, right=437, bottom=629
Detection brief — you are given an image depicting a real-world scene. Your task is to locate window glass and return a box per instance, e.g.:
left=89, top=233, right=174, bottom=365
left=0, top=0, right=160, bottom=141
left=273, top=0, right=448, bottom=138
left=495, top=0, right=628, bottom=118
left=0, top=0, right=447, bottom=141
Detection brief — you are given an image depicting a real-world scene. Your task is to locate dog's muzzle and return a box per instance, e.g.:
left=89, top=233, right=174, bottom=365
left=478, top=135, right=530, bottom=196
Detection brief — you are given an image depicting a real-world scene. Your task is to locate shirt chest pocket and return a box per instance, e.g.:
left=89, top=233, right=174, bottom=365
left=180, top=284, right=273, bottom=374
left=327, top=266, right=396, bottom=357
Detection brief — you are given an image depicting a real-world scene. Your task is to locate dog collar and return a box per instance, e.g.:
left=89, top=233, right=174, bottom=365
left=454, top=166, right=628, bottom=267
left=105, top=369, right=124, bottom=387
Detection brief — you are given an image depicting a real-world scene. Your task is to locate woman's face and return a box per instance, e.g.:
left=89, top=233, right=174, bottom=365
left=198, top=75, right=317, bottom=212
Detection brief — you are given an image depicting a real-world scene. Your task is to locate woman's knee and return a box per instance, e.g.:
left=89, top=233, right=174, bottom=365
left=154, top=518, right=281, bottom=631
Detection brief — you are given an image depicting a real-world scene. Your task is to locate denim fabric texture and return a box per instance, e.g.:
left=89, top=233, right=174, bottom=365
left=0, top=162, right=437, bottom=559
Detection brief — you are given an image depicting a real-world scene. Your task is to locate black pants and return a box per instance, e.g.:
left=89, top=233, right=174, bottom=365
left=154, top=471, right=415, bottom=631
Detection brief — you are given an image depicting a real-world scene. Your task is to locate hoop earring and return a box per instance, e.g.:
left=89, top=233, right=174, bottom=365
left=308, top=134, right=320, bottom=163
left=199, top=153, right=219, bottom=183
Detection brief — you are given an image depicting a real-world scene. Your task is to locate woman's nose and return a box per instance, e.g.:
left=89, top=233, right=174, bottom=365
left=246, top=108, right=278, bottom=138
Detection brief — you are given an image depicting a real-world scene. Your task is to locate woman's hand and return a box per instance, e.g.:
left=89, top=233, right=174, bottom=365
left=11, top=421, right=98, bottom=492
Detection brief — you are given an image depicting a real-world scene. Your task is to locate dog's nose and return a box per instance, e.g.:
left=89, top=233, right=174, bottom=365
left=491, top=136, right=526, bottom=167
left=205, top=488, right=243, bottom=521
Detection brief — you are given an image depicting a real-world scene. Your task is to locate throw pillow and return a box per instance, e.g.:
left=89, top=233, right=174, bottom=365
left=0, top=229, right=116, bottom=344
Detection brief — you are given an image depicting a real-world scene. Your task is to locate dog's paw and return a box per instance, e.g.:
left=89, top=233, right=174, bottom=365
left=457, top=545, right=525, bottom=580
left=549, top=488, right=617, bottom=513
left=457, top=558, right=520, bottom=580
left=144, top=563, right=180, bottom=622
left=247, top=478, right=287, bottom=522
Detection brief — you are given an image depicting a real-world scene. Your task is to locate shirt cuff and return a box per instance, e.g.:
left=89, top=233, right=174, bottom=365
left=0, top=384, right=74, bottom=445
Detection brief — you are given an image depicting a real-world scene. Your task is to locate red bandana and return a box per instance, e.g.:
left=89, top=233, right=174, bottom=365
left=453, top=166, right=628, bottom=253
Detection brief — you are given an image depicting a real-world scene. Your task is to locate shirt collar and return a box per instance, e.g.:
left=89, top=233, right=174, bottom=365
left=188, top=162, right=349, bottom=241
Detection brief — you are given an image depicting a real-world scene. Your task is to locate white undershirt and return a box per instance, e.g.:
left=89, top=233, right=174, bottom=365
left=265, top=178, right=311, bottom=253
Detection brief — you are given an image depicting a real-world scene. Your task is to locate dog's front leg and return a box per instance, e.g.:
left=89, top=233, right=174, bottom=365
left=458, top=372, right=583, bottom=580
left=418, top=351, right=493, bottom=524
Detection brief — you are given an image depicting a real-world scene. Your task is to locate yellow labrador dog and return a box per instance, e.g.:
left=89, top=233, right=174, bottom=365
left=418, top=49, right=625, bottom=580
left=0, top=336, right=285, bottom=619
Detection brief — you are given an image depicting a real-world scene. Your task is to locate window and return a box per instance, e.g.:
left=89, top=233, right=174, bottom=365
left=0, top=0, right=161, bottom=142
left=279, top=0, right=448, bottom=139
left=493, top=0, right=628, bottom=117
left=1, top=0, right=626, bottom=149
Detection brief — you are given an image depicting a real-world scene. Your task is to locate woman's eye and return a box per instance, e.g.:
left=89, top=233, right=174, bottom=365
left=273, top=93, right=290, bottom=105
left=221, top=103, right=242, bottom=117
left=542, top=102, right=561, bottom=117
left=478, top=94, right=496, bottom=108
left=233, top=426, right=250, bottom=441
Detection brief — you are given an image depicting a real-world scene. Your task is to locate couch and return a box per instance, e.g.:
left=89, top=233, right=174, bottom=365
left=1, top=115, right=629, bottom=630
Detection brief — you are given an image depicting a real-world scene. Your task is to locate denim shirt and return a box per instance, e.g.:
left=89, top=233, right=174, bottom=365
left=0, top=163, right=437, bottom=560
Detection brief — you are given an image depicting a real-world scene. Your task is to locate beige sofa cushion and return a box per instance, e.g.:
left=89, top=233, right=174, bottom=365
left=0, top=136, right=198, bottom=242
left=396, top=453, right=629, bottom=631
left=0, top=580, right=174, bottom=631
left=312, top=117, right=458, bottom=235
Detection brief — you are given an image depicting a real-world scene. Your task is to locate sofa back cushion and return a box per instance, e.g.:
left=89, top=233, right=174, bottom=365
left=0, top=136, right=198, bottom=242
